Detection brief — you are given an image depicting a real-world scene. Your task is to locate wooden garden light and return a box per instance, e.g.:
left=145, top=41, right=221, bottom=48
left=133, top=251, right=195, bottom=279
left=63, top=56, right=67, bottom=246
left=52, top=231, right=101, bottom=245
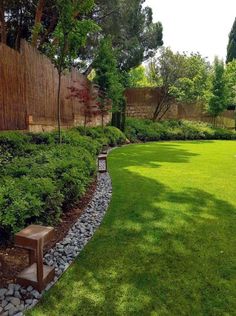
left=98, top=153, right=108, bottom=173
left=15, top=225, right=55, bottom=292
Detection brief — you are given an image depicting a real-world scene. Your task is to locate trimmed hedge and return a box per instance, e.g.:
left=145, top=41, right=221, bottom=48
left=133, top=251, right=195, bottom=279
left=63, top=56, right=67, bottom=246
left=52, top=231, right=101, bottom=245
left=2, top=120, right=234, bottom=240
left=125, top=118, right=236, bottom=142
left=0, top=127, right=126, bottom=240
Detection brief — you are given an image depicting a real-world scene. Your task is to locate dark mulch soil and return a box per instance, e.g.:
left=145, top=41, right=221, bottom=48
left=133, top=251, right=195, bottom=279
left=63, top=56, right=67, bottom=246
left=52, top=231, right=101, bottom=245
left=0, top=179, right=97, bottom=288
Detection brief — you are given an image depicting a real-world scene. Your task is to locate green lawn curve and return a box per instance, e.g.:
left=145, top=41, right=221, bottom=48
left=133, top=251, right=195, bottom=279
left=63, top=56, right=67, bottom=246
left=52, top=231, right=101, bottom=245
left=28, top=141, right=236, bottom=316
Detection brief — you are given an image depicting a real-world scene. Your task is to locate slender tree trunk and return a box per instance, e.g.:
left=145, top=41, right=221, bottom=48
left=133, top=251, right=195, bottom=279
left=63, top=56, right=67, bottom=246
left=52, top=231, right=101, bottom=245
left=153, top=93, right=169, bottom=121
left=57, top=70, right=62, bottom=144
left=56, top=33, right=67, bottom=144
left=83, top=63, right=94, bottom=77
left=0, top=4, right=6, bottom=44
left=212, top=115, right=217, bottom=127
left=158, top=103, right=172, bottom=120
left=15, top=7, right=24, bottom=50
left=101, top=113, right=104, bottom=128
left=153, top=99, right=166, bottom=121
left=32, top=0, right=46, bottom=47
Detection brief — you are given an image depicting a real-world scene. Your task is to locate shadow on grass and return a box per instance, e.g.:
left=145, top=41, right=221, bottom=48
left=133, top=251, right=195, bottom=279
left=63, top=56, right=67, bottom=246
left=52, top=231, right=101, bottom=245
left=29, top=143, right=236, bottom=316
left=114, top=142, right=200, bottom=169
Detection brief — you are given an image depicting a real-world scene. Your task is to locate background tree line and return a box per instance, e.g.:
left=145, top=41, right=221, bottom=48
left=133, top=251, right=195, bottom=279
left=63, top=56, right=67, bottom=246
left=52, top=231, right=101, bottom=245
left=0, top=0, right=163, bottom=132
left=126, top=16, right=236, bottom=125
left=0, top=1, right=235, bottom=129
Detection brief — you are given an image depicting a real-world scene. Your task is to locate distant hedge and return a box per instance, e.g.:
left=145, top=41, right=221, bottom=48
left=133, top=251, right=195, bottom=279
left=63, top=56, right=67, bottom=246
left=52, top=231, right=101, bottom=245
left=125, top=118, right=236, bottom=142
left=0, top=126, right=126, bottom=240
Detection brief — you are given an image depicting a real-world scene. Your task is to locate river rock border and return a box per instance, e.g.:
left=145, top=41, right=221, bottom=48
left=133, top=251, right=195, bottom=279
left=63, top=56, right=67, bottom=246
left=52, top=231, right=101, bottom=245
left=0, top=171, right=112, bottom=316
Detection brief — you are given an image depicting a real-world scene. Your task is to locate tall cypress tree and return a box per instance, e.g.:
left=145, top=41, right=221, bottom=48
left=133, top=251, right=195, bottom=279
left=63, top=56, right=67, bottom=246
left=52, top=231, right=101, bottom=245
left=226, top=18, right=236, bottom=63
left=208, top=58, right=228, bottom=122
left=93, top=38, right=125, bottom=129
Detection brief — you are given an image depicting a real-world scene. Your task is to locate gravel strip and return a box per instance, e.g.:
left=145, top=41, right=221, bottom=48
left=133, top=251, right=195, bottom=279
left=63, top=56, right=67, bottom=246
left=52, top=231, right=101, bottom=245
left=0, top=171, right=112, bottom=316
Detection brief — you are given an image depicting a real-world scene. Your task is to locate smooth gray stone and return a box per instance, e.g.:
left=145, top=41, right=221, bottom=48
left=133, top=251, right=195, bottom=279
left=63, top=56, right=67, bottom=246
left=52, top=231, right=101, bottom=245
left=25, top=299, right=33, bottom=305
left=2, top=300, right=8, bottom=308
left=9, top=297, right=20, bottom=306
left=4, top=303, right=14, bottom=311
left=6, top=289, right=14, bottom=296
left=9, top=307, right=18, bottom=316
left=26, top=286, right=33, bottom=292
left=0, top=288, right=7, bottom=297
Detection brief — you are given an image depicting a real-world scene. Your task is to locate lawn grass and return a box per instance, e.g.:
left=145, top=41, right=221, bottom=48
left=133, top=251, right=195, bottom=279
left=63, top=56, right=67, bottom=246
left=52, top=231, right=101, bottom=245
left=28, top=141, right=236, bottom=316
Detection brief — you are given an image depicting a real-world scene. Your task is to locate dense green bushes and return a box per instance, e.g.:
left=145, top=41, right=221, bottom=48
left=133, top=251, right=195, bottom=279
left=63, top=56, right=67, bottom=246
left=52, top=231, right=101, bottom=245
left=0, top=126, right=126, bottom=240
left=76, top=126, right=127, bottom=147
left=1, top=120, right=234, bottom=240
left=125, top=118, right=236, bottom=142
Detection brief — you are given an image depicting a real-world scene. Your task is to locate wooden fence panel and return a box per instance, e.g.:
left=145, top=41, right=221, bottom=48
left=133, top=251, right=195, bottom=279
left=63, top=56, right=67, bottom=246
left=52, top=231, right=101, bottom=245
left=125, top=88, right=235, bottom=128
left=0, top=44, right=27, bottom=130
left=0, top=40, right=106, bottom=131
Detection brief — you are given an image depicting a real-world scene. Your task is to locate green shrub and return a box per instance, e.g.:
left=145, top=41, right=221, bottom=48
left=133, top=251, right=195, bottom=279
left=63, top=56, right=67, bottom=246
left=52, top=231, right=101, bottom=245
left=0, top=126, right=126, bottom=238
left=125, top=118, right=236, bottom=142
left=75, top=126, right=126, bottom=146
left=103, top=126, right=127, bottom=146
left=59, top=131, right=101, bottom=156
left=28, top=132, right=55, bottom=145
left=46, top=145, right=96, bottom=207
left=0, top=132, right=29, bottom=155
left=0, top=177, right=63, bottom=237
left=76, top=126, right=104, bottom=139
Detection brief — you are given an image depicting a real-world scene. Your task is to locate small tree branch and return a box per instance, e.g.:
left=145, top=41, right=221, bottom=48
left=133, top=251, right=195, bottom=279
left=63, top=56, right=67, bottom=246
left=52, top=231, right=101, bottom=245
left=32, top=0, right=46, bottom=47
left=94, top=9, right=118, bottom=22
left=83, top=62, right=94, bottom=77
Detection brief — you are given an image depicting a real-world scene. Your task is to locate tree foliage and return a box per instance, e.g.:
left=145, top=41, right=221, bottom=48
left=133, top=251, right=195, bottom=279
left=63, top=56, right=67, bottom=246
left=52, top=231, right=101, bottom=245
left=45, top=0, right=99, bottom=71
left=225, top=59, right=236, bottom=104
left=148, top=48, right=211, bottom=120
left=44, top=0, right=99, bottom=142
left=1, top=0, right=37, bottom=48
left=93, top=38, right=124, bottom=128
left=95, top=0, right=163, bottom=71
left=0, top=0, right=163, bottom=73
left=127, top=65, right=155, bottom=87
left=67, top=81, right=100, bottom=128
left=226, top=18, right=236, bottom=63
left=207, top=58, right=228, bottom=119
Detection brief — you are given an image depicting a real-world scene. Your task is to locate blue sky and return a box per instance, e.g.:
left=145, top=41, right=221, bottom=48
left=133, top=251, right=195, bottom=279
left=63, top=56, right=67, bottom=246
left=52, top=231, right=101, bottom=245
left=145, top=0, right=236, bottom=62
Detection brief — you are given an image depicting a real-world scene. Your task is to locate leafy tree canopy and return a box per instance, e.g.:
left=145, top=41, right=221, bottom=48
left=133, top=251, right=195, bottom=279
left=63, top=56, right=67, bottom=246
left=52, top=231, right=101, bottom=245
left=225, top=59, right=236, bottom=104
left=94, top=0, right=163, bottom=71
left=93, top=38, right=124, bottom=114
left=1, top=0, right=163, bottom=72
left=226, top=18, right=236, bottom=63
left=127, top=65, right=155, bottom=87
left=146, top=47, right=211, bottom=120
left=148, top=47, right=211, bottom=104
left=207, top=58, right=229, bottom=118
left=45, top=0, right=99, bottom=71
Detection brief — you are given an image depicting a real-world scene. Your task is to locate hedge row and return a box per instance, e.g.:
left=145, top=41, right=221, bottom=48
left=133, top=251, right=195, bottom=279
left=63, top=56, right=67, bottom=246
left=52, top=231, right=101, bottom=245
left=1, top=119, right=234, bottom=240
left=125, top=118, right=236, bottom=142
left=0, top=126, right=126, bottom=240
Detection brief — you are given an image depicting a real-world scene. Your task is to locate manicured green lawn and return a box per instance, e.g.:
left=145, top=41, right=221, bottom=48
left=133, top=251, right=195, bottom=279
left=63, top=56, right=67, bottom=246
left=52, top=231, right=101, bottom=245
left=28, top=141, right=236, bottom=316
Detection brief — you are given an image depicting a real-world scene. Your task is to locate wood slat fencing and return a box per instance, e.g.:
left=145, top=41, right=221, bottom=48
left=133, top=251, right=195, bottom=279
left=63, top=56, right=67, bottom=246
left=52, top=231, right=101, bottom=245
left=0, top=40, right=106, bottom=132
left=125, top=88, right=235, bottom=129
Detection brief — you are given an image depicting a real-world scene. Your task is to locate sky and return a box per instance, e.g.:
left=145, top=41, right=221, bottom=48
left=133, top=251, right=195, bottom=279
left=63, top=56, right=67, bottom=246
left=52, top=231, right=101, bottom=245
left=145, top=0, right=236, bottom=62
